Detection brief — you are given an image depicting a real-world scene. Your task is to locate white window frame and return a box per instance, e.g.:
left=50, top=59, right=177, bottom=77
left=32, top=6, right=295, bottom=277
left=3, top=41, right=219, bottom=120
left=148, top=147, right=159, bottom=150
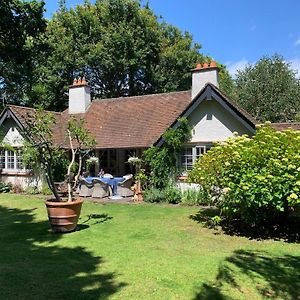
left=0, top=149, right=26, bottom=173
left=180, top=145, right=208, bottom=172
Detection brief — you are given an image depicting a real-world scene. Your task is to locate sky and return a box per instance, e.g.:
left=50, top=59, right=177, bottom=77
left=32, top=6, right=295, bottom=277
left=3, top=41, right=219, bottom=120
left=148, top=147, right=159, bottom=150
left=44, top=0, right=300, bottom=77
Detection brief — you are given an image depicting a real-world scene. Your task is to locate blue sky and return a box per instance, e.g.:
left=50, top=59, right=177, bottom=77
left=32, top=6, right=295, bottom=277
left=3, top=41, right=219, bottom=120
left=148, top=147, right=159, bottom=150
left=44, top=0, right=300, bottom=77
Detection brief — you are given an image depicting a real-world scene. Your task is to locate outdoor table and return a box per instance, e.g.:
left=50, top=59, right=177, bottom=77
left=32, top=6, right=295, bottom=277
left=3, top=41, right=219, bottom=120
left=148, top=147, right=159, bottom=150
left=86, top=176, right=124, bottom=197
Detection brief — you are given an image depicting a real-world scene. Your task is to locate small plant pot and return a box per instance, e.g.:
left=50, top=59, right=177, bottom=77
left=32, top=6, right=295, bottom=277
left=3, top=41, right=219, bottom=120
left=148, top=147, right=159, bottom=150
left=45, top=198, right=84, bottom=233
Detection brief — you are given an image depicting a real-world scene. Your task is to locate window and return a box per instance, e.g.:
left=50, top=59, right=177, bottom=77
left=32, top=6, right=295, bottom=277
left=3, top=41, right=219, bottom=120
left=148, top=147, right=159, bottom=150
left=0, top=150, right=5, bottom=169
left=180, top=145, right=209, bottom=171
left=16, top=151, right=23, bottom=170
left=7, top=150, right=15, bottom=169
left=0, top=149, right=25, bottom=172
left=181, top=147, right=193, bottom=171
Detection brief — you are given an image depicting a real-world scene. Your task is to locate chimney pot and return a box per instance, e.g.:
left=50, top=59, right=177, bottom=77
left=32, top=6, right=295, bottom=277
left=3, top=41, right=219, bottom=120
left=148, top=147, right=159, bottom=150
left=210, top=61, right=217, bottom=68
left=69, top=77, right=91, bottom=114
left=191, top=61, right=219, bottom=99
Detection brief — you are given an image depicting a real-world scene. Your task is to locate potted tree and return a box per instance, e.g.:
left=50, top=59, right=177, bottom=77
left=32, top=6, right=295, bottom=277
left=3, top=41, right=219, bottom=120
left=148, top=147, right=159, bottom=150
left=23, top=108, right=95, bottom=232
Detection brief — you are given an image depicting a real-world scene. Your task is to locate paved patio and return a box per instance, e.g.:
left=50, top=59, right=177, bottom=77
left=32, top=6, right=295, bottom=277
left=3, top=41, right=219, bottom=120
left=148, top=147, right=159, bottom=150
left=83, top=196, right=136, bottom=205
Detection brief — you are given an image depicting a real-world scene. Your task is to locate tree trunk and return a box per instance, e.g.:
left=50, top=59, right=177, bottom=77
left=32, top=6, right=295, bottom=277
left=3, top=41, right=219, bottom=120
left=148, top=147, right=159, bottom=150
left=67, top=130, right=75, bottom=202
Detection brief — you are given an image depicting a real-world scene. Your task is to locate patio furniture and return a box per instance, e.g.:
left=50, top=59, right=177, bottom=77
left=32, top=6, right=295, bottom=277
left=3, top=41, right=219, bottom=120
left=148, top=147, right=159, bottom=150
left=78, top=177, right=93, bottom=197
left=118, top=176, right=134, bottom=197
left=103, top=173, right=113, bottom=179
left=91, top=178, right=110, bottom=198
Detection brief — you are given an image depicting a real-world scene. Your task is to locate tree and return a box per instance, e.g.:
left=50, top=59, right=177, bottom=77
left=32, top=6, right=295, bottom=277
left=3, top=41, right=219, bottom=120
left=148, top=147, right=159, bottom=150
left=0, top=0, right=46, bottom=106
left=235, top=54, right=300, bottom=122
left=23, top=108, right=95, bottom=202
left=31, top=0, right=234, bottom=110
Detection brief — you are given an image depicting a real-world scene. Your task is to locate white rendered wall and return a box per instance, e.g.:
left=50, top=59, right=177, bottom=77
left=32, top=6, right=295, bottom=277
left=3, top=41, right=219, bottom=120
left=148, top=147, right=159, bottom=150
left=2, top=119, right=24, bottom=147
left=0, top=173, right=42, bottom=189
left=0, top=118, right=43, bottom=189
left=192, top=69, right=219, bottom=99
left=188, top=99, right=253, bottom=143
left=69, top=85, right=91, bottom=114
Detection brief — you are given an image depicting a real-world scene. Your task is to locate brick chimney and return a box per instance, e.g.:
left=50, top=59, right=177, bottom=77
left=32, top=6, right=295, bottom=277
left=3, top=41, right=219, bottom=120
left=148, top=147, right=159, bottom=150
left=191, top=61, right=219, bottom=99
left=69, top=78, right=91, bottom=114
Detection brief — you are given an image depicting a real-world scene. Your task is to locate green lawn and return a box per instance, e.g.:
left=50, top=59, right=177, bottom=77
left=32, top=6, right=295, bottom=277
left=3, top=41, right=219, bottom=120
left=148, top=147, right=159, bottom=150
left=0, top=194, right=299, bottom=300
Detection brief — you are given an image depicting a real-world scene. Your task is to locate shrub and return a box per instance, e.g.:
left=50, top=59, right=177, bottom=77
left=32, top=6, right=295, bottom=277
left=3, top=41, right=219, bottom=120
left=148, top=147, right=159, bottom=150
left=164, top=186, right=181, bottom=204
left=181, top=188, right=212, bottom=206
left=143, top=186, right=181, bottom=204
left=143, top=118, right=191, bottom=189
left=12, top=184, right=23, bottom=194
left=189, top=124, right=300, bottom=226
left=0, top=182, right=12, bottom=193
left=143, top=187, right=165, bottom=203
left=40, top=185, right=52, bottom=195
left=24, top=186, right=39, bottom=195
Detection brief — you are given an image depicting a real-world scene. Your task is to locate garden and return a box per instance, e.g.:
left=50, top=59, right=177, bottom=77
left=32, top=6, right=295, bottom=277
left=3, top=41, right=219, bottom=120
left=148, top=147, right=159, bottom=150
left=0, top=113, right=300, bottom=299
left=0, top=193, right=299, bottom=300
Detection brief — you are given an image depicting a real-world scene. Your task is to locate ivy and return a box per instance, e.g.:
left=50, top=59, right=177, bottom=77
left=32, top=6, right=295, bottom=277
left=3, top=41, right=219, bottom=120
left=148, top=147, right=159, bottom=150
left=143, top=117, right=191, bottom=189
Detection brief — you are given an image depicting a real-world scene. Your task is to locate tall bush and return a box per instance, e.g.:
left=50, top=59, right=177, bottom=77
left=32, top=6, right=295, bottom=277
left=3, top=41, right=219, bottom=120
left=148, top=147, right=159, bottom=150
left=189, top=124, right=300, bottom=225
left=143, top=117, right=191, bottom=189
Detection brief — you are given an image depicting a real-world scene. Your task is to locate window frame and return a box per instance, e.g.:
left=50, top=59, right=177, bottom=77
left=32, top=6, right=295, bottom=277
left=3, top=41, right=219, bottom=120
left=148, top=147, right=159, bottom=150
left=0, top=148, right=26, bottom=173
left=180, top=144, right=210, bottom=172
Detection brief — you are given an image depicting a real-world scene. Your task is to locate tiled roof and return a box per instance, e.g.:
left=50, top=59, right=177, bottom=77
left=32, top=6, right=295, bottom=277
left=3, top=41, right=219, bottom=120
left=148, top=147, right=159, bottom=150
left=271, top=122, right=300, bottom=131
left=63, top=90, right=192, bottom=148
left=7, top=105, right=65, bottom=146
left=7, top=91, right=192, bottom=149
left=5, top=85, right=273, bottom=149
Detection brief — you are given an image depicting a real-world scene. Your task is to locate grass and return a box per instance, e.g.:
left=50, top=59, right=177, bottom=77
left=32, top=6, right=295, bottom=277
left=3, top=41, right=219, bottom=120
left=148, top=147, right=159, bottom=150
left=0, top=194, right=299, bottom=300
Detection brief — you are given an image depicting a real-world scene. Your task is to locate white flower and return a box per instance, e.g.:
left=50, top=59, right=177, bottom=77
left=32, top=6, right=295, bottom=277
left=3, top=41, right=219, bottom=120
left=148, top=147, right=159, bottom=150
left=223, top=187, right=230, bottom=194
left=128, top=156, right=142, bottom=165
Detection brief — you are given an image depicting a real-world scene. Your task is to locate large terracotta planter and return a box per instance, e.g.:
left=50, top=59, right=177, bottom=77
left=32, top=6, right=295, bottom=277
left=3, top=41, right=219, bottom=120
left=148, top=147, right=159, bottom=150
left=45, top=198, right=84, bottom=233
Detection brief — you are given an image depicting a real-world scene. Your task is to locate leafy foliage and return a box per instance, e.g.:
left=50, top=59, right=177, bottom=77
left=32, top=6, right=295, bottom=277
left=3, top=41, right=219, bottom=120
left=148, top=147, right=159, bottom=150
left=31, top=0, right=206, bottom=109
left=143, top=186, right=181, bottom=204
left=0, top=0, right=46, bottom=106
left=0, top=0, right=234, bottom=109
left=143, top=117, right=191, bottom=189
left=189, top=124, right=300, bottom=226
left=235, top=54, right=300, bottom=122
left=22, top=107, right=62, bottom=200
left=23, top=108, right=95, bottom=201
left=181, top=188, right=212, bottom=206
left=0, top=182, right=12, bottom=193
left=143, top=187, right=166, bottom=203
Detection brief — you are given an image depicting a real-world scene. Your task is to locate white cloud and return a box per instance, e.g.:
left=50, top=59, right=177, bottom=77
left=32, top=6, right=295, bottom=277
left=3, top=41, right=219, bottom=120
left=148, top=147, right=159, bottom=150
left=295, top=37, right=300, bottom=46
left=226, top=59, right=249, bottom=78
left=288, top=58, right=300, bottom=78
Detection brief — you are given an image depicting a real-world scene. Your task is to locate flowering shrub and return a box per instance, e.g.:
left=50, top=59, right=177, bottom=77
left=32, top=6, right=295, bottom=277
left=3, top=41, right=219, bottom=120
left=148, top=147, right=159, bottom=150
left=127, top=156, right=142, bottom=165
left=189, top=124, right=300, bottom=225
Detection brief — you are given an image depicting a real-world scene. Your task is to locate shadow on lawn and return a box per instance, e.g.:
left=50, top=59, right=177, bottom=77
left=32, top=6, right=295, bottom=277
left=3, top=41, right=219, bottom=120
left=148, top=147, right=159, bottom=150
left=190, top=208, right=300, bottom=243
left=194, top=250, right=300, bottom=300
left=81, top=213, right=113, bottom=225
left=0, top=205, right=125, bottom=300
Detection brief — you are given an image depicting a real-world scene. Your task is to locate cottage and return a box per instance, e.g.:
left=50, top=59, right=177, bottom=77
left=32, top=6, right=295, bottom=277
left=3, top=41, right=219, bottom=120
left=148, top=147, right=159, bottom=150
left=1, top=62, right=298, bottom=189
